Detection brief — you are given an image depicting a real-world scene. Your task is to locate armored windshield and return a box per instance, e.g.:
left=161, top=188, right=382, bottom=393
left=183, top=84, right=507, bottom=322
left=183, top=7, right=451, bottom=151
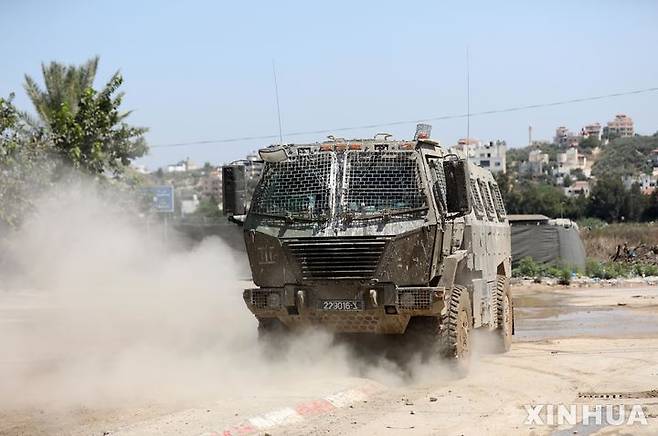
left=250, top=153, right=334, bottom=218
left=341, top=151, right=426, bottom=215
left=250, top=149, right=427, bottom=221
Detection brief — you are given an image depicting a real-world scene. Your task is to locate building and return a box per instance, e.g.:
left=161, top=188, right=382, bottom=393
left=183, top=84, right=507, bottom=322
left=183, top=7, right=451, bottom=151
left=622, top=173, right=657, bottom=195
left=581, top=123, right=602, bottom=141
left=518, top=148, right=550, bottom=176
left=557, top=146, right=589, bottom=177
left=529, top=149, right=549, bottom=174
left=455, top=139, right=507, bottom=173
left=564, top=181, right=591, bottom=197
left=166, top=157, right=197, bottom=173
left=180, top=194, right=200, bottom=216
left=554, top=127, right=581, bottom=147
left=603, top=114, right=634, bottom=139
left=649, top=149, right=658, bottom=168
left=554, top=126, right=570, bottom=146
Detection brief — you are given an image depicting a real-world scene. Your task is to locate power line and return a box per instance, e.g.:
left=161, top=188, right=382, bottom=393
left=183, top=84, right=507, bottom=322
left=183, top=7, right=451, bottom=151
left=150, top=86, right=658, bottom=148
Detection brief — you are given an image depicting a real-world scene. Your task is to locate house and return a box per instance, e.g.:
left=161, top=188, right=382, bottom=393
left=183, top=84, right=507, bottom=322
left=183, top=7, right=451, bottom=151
left=557, top=146, right=590, bottom=177
left=564, top=181, right=591, bottom=197
left=455, top=139, right=507, bottom=173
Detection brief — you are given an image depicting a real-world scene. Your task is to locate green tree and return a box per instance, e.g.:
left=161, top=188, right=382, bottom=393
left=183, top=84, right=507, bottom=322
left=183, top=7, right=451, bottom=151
left=24, top=57, right=100, bottom=127
left=578, top=136, right=600, bottom=150
left=195, top=196, right=222, bottom=219
left=571, top=168, right=587, bottom=181
left=625, top=183, right=647, bottom=222
left=645, top=190, right=658, bottom=221
left=0, top=94, right=53, bottom=226
left=24, top=58, right=147, bottom=175
left=562, top=174, right=573, bottom=187
left=49, top=77, right=146, bottom=175
left=587, top=177, right=628, bottom=222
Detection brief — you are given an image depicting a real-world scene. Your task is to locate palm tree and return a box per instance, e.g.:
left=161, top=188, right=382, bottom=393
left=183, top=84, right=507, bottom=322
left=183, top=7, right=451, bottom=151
left=23, top=56, right=108, bottom=126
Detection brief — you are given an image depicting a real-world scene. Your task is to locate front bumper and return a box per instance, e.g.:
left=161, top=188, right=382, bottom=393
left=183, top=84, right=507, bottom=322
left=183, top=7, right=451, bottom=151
left=243, top=284, right=445, bottom=334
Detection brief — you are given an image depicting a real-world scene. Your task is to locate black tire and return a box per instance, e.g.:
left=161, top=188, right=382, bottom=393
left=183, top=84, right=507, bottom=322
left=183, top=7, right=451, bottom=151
left=257, top=318, right=288, bottom=339
left=494, top=275, right=514, bottom=352
left=440, top=285, right=472, bottom=360
left=257, top=318, right=290, bottom=357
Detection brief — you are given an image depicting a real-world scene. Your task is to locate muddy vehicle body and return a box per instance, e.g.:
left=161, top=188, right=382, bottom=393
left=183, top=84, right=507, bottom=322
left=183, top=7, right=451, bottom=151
left=241, top=129, right=513, bottom=357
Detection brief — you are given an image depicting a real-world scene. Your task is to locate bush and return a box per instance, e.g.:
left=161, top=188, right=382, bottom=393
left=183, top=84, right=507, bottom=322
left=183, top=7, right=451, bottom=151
left=514, top=257, right=542, bottom=277
left=513, top=257, right=576, bottom=283
left=584, top=259, right=658, bottom=279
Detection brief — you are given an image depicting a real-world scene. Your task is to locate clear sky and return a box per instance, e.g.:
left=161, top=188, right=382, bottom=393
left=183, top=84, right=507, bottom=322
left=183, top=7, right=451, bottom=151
left=2, top=0, right=657, bottom=169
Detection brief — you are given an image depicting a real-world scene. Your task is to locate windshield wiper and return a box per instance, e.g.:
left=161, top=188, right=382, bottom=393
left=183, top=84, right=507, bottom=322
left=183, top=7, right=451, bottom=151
left=350, top=206, right=429, bottom=221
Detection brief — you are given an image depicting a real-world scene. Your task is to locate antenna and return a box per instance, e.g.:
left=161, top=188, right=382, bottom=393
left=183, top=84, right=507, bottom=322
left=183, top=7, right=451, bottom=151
left=272, top=60, right=284, bottom=145
left=466, top=46, right=470, bottom=143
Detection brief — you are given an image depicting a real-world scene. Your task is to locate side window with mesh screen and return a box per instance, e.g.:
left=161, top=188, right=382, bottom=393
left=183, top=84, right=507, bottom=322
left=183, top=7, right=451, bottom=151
left=478, top=179, right=496, bottom=221
left=342, top=151, right=426, bottom=213
left=469, top=178, right=485, bottom=218
left=426, top=157, right=446, bottom=212
left=489, top=182, right=507, bottom=219
left=251, top=153, right=334, bottom=217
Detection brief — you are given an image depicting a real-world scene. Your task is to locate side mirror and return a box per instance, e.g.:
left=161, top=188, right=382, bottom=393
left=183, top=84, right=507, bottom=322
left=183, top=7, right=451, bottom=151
left=443, top=158, right=471, bottom=217
left=222, top=165, right=247, bottom=216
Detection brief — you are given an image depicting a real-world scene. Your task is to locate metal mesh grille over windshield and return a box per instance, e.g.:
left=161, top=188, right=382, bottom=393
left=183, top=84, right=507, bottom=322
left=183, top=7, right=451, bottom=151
left=342, top=151, right=426, bottom=213
left=251, top=153, right=334, bottom=216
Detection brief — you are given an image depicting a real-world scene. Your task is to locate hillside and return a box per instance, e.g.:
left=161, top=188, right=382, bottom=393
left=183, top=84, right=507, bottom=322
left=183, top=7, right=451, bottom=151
left=591, top=134, right=658, bottom=177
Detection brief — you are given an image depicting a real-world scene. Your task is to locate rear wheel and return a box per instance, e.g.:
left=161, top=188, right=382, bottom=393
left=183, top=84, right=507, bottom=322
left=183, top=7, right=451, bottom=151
left=494, top=275, right=514, bottom=352
left=440, top=285, right=472, bottom=360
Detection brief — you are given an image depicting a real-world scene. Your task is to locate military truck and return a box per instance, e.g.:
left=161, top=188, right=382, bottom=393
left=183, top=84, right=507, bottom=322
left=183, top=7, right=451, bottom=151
left=237, top=126, right=513, bottom=358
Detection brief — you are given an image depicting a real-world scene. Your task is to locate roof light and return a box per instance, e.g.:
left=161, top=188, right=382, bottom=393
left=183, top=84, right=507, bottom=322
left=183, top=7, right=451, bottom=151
left=259, top=146, right=289, bottom=163
left=349, top=143, right=362, bottom=150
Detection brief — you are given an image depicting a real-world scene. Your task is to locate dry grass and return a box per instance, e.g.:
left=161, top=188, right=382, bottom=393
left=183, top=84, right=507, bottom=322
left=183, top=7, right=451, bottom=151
left=581, top=223, right=658, bottom=261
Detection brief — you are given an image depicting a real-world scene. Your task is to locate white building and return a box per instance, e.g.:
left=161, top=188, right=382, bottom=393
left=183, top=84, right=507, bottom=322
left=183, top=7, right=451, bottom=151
left=557, top=146, right=590, bottom=177
left=622, top=173, right=657, bottom=195
left=521, top=149, right=550, bottom=176
left=455, top=139, right=507, bottom=174
left=180, top=194, right=200, bottom=216
left=166, top=157, right=197, bottom=173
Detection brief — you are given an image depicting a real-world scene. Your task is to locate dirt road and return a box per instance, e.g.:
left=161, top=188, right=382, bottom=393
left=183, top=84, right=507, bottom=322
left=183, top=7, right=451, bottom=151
left=3, top=284, right=658, bottom=435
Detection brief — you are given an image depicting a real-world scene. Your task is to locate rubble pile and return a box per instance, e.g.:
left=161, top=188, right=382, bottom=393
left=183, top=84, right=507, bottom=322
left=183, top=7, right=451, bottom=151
left=611, top=243, right=658, bottom=266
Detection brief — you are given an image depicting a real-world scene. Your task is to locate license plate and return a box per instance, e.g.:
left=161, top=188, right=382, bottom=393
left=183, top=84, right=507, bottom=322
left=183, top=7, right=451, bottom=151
left=319, top=300, right=363, bottom=311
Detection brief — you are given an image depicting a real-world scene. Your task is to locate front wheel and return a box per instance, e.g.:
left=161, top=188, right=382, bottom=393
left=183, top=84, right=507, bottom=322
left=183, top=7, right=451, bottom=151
left=494, top=275, right=514, bottom=352
left=441, top=285, right=472, bottom=360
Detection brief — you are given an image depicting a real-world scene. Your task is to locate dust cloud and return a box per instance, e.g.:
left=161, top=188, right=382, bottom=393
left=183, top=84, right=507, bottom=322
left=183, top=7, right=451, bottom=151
left=0, top=182, right=456, bottom=411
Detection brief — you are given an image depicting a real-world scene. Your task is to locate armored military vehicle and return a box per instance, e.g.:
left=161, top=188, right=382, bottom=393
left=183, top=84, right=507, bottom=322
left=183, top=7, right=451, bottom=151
left=239, top=126, right=513, bottom=358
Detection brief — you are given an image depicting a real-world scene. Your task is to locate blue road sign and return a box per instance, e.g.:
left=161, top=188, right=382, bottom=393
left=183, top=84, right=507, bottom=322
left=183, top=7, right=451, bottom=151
left=145, top=186, right=174, bottom=213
